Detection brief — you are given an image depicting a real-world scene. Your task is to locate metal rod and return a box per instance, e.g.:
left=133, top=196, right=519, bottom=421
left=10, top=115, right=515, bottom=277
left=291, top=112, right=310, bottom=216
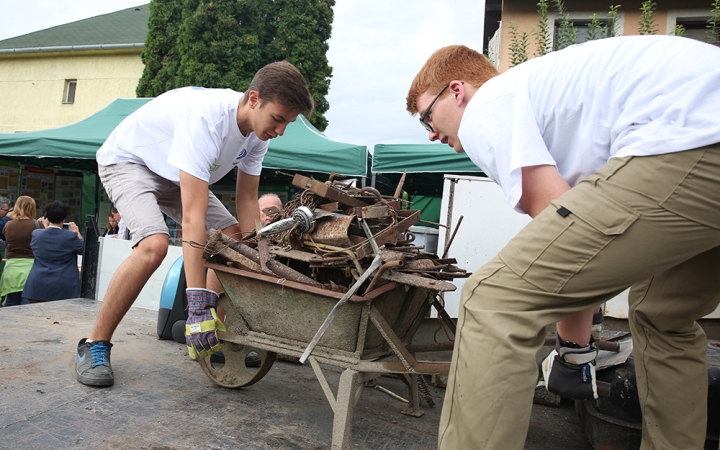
left=393, top=170, right=407, bottom=199
left=375, top=385, right=409, bottom=403
left=405, top=341, right=455, bottom=353
left=299, top=219, right=383, bottom=364
left=299, top=253, right=383, bottom=364
left=442, top=215, right=464, bottom=259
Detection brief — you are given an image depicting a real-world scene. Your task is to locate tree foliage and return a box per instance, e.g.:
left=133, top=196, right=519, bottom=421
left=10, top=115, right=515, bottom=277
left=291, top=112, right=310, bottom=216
left=638, top=1, right=658, bottom=35
left=709, top=0, right=720, bottom=45
left=533, top=0, right=550, bottom=57
left=136, top=0, right=334, bottom=131
left=137, top=0, right=185, bottom=97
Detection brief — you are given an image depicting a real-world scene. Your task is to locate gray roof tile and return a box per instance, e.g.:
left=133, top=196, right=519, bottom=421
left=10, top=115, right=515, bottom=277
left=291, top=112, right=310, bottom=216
left=0, top=4, right=149, bottom=51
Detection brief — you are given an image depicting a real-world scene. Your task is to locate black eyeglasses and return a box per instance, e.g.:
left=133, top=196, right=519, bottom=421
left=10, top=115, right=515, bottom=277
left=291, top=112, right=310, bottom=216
left=419, top=83, right=450, bottom=133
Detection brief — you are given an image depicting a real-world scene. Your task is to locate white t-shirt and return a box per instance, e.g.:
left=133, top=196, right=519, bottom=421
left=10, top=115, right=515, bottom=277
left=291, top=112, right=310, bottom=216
left=459, top=35, right=720, bottom=213
left=97, top=87, right=268, bottom=184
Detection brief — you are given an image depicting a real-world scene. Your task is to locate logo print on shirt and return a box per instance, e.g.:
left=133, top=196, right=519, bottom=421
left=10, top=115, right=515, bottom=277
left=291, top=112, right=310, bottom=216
left=209, top=164, right=220, bottom=171
left=233, top=149, right=248, bottom=166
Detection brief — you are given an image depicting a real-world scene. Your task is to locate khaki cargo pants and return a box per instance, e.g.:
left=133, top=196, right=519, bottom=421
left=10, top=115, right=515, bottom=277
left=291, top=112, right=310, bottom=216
left=438, top=144, right=720, bottom=450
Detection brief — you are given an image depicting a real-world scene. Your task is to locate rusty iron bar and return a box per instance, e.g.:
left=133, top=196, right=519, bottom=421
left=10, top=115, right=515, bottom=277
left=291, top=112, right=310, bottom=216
left=393, top=170, right=408, bottom=199
left=442, top=215, right=464, bottom=259
left=405, top=341, right=455, bottom=353
left=365, top=260, right=404, bottom=294
left=303, top=240, right=364, bottom=273
left=375, top=385, right=409, bottom=403
left=207, top=230, right=322, bottom=287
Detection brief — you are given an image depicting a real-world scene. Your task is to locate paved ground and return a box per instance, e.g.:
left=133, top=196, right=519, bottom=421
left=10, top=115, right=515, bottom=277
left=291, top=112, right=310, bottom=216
left=0, top=299, right=593, bottom=449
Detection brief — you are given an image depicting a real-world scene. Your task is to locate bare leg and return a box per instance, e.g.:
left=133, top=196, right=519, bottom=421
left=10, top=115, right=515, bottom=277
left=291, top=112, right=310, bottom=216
left=89, top=234, right=169, bottom=341
left=555, top=307, right=596, bottom=346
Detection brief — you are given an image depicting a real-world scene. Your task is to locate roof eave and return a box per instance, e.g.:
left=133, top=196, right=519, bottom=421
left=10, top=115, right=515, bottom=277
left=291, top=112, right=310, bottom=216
left=0, top=43, right=145, bottom=55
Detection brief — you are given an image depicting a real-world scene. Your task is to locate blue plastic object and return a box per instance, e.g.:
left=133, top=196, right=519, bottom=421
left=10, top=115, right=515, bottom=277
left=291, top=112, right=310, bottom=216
left=159, top=256, right=184, bottom=310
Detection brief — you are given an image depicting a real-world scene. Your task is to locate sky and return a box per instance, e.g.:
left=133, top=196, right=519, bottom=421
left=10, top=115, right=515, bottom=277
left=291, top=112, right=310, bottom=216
left=0, top=0, right=486, bottom=153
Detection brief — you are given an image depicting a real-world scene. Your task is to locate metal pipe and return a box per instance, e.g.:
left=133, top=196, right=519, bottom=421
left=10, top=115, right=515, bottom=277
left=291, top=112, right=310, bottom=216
left=405, top=341, right=455, bottom=353
left=365, top=260, right=404, bottom=293
left=208, top=230, right=322, bottom=286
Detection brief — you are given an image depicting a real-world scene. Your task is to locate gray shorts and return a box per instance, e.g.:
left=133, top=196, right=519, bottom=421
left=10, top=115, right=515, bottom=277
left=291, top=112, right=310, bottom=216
left=98, top=162, right=238, bottom=247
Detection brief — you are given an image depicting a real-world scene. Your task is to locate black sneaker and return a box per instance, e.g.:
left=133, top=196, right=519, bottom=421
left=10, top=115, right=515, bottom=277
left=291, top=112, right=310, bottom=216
left=76, top=338, right=114, bottom=387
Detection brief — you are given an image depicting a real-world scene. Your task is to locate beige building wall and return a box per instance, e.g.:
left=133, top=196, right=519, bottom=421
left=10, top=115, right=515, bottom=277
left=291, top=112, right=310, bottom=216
left=0, top=49, right=143, bottom=132
left=497, top=1, right=713, bottom=73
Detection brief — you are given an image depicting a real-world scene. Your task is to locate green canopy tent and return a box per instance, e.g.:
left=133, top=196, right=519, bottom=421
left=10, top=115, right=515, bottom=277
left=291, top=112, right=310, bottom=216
left=266, top=115, right=367, bottom=176
left=0, top=98, right=368, bottom=175
left=371, top=144, right=485, bottom=228
left=371, top=143, right=483, bottom=174
left=0, top=98, right=368, bottom=220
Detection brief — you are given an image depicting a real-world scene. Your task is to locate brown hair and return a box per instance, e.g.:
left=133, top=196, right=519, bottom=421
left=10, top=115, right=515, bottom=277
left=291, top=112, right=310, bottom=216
left=244, top=61, right=314, bottom=116
left=406, top=45, right=499, bottom=115
left=13, top=195, right=36, bottom=219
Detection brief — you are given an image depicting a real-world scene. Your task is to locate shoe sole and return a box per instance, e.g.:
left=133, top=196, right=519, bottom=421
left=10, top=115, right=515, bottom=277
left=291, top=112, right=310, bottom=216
left=76, top=373, right=114, bottom=387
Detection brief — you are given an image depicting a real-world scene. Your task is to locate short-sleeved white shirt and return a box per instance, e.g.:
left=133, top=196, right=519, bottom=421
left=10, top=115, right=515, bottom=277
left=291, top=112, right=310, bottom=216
left=458, top=35, right=720, bottom=213
left=97, top=87, right=268, bottom=184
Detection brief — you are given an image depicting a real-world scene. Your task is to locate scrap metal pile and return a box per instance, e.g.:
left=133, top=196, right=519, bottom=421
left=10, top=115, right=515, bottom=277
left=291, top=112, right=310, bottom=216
left=204, top=173, right=470, bottom=299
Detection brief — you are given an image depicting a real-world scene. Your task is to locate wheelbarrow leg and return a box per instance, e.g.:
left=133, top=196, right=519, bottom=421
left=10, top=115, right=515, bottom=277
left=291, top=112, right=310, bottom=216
left=332, top=368, right=374, bottom=450
left=400, top=373, right=425, bottom=418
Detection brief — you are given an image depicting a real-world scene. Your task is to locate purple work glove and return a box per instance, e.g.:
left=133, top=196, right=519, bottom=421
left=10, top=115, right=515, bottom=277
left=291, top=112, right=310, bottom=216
left=185, top=288, right=226, bottom=360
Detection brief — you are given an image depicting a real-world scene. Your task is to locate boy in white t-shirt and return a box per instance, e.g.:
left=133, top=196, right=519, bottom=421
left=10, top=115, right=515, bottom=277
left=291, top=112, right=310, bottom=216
left=76, top=61, right=314, bottom=388
left=407, top=35, right=720, bottom=449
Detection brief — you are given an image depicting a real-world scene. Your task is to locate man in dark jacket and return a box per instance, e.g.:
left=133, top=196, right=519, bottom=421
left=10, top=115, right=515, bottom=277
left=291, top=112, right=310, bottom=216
left=23, top=201, right=84, bottom=301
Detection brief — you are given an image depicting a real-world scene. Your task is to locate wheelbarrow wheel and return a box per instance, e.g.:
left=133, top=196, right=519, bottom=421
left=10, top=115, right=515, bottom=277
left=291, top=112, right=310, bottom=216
left=198, top=294, right=276, bottom=388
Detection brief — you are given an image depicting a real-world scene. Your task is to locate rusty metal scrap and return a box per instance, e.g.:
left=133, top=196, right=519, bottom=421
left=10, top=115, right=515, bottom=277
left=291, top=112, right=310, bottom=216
left=203, top=174, right=468, bottom=297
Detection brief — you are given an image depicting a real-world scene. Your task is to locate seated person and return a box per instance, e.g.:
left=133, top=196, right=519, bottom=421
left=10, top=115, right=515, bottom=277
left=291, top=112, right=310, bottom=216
left=101, top=213, right=119, bottom=237
left=23, top=201, right=84, bottom=302
left=258, top=193, right=282, bottom=225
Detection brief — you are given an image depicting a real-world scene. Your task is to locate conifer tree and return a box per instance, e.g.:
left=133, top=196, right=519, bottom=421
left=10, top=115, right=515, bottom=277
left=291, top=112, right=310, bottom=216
left=136, top=0, right=184, bottom=97
left=259, top=0, right=334, bottom=131
left=136, top=0, right=334, bottom=131
left=175, top=0, right=262, bottom=91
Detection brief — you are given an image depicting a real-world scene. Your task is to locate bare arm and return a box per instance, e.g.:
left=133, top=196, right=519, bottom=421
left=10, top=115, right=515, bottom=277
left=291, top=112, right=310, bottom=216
left=518, top=165, right=571, bottom=218
left=235, top=170, right=261, bottom=236
left=180, top=170, right=210, bottom=289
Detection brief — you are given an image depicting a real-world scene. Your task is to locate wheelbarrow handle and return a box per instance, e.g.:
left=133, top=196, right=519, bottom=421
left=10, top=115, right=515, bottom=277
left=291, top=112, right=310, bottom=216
left=299, top=219, right=382, bottom=364
left=299, top=253, right=384, bottom=364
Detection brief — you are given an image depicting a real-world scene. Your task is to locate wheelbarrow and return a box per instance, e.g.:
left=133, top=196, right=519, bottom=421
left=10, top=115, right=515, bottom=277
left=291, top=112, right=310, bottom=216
left=199, top=261, right=451, bottom=449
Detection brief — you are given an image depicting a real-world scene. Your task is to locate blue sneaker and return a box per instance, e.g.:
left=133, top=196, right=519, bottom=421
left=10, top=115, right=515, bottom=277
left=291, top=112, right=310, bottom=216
left=76, top=338, right=114, bottom=387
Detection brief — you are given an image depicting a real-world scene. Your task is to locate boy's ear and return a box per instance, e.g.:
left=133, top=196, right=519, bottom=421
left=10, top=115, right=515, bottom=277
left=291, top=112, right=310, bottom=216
left=247, top=90, right=260, bottom=108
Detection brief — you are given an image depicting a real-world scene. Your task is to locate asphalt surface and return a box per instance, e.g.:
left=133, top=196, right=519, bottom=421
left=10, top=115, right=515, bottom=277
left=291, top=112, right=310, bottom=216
left=0, top=299, right=593, bottom=449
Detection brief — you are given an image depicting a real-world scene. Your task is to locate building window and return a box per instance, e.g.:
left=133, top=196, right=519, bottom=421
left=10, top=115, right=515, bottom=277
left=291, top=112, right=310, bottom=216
left=667, top=9, right=715, bottom=43
left=63, top=79, right=77, bottom=104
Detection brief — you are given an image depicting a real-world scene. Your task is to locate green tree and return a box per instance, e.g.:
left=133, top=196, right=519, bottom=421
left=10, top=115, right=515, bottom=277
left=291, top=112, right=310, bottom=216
left=533, top=0, right=550, bottom=57
left=586, top=13, right=605, bottom=41
left=259, top=0, right=334, bottom=131
left=175, top=0, right=262, bottom=92
left=136, top=0, right=334, bottom=131
left=553, top=0, right=577, bottom=50
left=708, top=0, right=720, bottom=45
left=136, top=0, right=185, bottom=97
left=607, top=5, right=621, bottom=37
left=509, top=21, right=529, bottom=67
left=638, top=1, right=658, bottom=35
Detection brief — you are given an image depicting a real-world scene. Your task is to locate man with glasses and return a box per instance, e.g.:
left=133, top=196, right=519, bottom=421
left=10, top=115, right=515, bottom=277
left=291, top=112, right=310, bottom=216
left=407, top=35, right=720, bottom=449
left=258, top=193, right=283, bottom=225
